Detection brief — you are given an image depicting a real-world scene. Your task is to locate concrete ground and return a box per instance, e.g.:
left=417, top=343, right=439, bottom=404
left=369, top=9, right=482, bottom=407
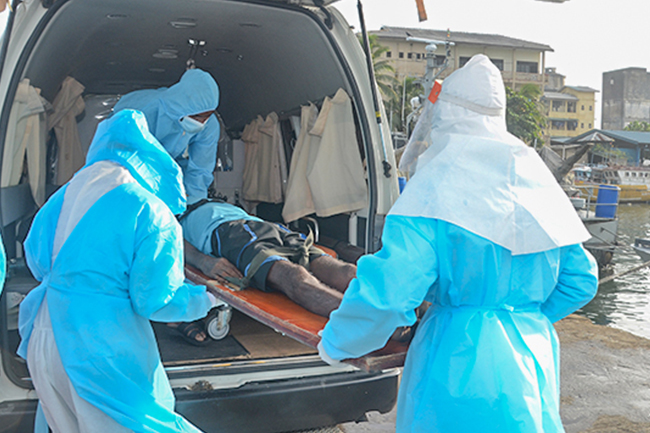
left=335, top=314, right=650, bottom=433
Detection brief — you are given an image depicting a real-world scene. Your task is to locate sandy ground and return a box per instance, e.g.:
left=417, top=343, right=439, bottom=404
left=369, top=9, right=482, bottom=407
left=337, top=314, right=650, bottom=433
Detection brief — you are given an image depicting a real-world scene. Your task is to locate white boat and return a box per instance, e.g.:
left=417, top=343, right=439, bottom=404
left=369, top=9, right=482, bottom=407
left=632, top=238, right=650, bottom=262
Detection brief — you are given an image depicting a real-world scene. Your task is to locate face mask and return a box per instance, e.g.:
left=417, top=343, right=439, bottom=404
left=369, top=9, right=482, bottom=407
left=179, top=116, right=207, bottom=133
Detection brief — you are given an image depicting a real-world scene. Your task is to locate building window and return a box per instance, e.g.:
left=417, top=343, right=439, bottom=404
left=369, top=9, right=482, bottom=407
left=459, top=57, right=471, bottom=67
left=490, top=58, right=504, bottom=71
left=407, top=52, right=413, bottom=59
left=567, top=101, right=576, bottom=113
left=516, top=61, right=538, bottom=73
left=589, top=105, right=593, bottom=111
left=581, top=123, right=584, bottom=128
left=551, top=120, right=566, bottom=130
left=552, top=101, right=564, bottom=112
left=589, top=123, right=592, bottom=128
left=567, top=121, right=578, bottom=131
left=581, top=105, right=585, bottom=110
left=399, top=52, right=404, bottom=59
left=386, top=51, right=392, bottom=58
left=416, top=53, right=421, bottom=60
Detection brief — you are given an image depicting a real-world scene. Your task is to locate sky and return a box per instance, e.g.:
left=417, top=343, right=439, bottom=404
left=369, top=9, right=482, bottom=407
left=1, top=0, right=648, bottom=126
left=335, top=0, right=650, bottom=127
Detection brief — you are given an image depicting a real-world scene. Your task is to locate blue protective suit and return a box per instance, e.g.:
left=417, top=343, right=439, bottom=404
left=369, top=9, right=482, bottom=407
left=113, top=69, right=220, bottom=202
left=18, top=110, right=213, bottom=432
left=320, top=55, right=599, bottom=432
left=321, top=216, right=598, bottom=432
left=0, top=233, right=5, bottom=294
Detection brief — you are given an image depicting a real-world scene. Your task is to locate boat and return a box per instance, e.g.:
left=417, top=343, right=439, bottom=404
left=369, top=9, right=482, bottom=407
left=632, top=238, right=650, bottom=263
left=538, top=147, right=620, bottom=269
left=571, top=192, right=618, bottom=269
left=573, top=164, right=650, bottom=203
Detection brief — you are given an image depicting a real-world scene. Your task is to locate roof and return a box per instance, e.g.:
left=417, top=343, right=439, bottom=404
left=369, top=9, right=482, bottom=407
left=543, top=91, right=578, bottom=101
left=567, top=129, right=650, bottom=146
left=371, top=26, right=553, bottom=52
left=563, top=85, right=599, bottom=93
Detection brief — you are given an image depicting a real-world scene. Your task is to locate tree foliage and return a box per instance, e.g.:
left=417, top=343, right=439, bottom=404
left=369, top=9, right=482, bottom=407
left=505, top=84, right=546, bottom=144
left=386, top=76, right=422, bottom=132
left=624, top=120, right=650, bottom=132
left=358, top=34, right=397, bottom=101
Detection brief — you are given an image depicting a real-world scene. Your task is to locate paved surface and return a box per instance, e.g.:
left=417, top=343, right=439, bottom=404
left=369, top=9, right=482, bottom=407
left=335, top=315, right=650, bottom=433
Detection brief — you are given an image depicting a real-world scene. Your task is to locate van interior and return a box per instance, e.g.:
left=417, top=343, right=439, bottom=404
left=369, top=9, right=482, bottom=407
left=1, top=0, right=372, bottom=388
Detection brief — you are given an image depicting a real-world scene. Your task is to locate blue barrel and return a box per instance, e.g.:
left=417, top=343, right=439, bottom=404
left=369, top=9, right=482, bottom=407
left=595, top=185, right=620, bottom=218
left=398, top=176, right=407, bottom=193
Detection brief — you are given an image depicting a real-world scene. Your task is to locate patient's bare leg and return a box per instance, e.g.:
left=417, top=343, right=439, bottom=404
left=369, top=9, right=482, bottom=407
left=266, top=261, right=343, bottom=318
left=309, top=256, right=356, bottom=293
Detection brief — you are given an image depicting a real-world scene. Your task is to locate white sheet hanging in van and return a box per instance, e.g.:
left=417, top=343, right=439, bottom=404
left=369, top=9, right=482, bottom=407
left=47, top=77, right=86, bottom=186
left=0, top=79, right=49, bottom=206
left=241, top=112, right=287, bottom=204
left=282, top=89, right=367, bottom=223
left=282, top=103, right=319, bottom=222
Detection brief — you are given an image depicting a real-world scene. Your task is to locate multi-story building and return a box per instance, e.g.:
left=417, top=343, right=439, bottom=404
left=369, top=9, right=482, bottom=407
left=370, top=26, right=553, bottom=91
left=542, top=68, right=597, bottom=140
left=602, top=67, right=650, bottom=130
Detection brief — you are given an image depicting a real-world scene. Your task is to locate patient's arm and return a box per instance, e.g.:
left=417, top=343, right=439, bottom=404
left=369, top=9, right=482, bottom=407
left=184, top=239, right=243, bottom=284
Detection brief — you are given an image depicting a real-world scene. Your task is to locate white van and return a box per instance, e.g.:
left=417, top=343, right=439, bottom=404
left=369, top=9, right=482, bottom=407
left=0, top=1, right=401, bottom=431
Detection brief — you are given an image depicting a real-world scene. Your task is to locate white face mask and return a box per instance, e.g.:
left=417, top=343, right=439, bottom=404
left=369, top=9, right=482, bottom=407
left=179, top=116, right=207, bottom=133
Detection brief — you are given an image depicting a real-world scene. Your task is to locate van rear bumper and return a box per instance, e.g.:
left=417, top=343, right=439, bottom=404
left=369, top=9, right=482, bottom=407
left=175, top=369, right=400, bottom=433
left=0, top=369, right=399, bottom=433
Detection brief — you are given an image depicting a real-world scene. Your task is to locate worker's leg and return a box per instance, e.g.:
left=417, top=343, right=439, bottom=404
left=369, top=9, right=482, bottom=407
left=266, top=260, right=343, bottom=318
left=309, top=255, right=356, bottom=293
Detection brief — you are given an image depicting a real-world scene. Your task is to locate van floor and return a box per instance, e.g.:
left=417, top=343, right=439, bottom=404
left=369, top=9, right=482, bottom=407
left=154, top=310, right=317, bottom=367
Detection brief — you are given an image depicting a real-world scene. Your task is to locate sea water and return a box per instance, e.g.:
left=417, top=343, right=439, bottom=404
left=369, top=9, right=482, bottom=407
left=579, top=203, right=650, bottom=339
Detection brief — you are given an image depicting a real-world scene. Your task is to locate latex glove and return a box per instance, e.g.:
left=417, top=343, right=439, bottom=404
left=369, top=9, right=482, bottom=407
left=317, top=330, right=342, bottom=367
left=207, top=291, right=220, bottom=308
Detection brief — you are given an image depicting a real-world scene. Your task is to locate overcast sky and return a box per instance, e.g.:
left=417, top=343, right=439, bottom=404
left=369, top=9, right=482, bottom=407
left=336, top=0, right=650, bottom=126
left=1, top=0, right=647, bottom=126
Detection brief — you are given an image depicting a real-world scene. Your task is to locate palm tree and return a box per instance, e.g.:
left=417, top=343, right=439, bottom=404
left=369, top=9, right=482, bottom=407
left=359, top=34, right=397, bottom=101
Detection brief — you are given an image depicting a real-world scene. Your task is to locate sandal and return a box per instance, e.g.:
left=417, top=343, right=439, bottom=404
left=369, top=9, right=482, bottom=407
left=169, top=320, right=210, bottom=347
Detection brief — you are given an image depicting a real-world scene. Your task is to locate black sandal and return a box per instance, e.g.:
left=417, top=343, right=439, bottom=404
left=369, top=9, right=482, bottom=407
left=169, top=320, right=210, bottom=347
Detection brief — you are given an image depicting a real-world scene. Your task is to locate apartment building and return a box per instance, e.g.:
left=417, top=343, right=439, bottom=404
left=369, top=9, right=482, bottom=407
left=602, top=67, right=650, bottom=130
left=542, top=68, right=597, bottom=140
left=370, top=26, right=553, bottom=91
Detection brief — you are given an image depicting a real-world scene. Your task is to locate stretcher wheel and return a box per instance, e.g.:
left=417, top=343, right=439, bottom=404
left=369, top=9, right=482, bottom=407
left=206, top=305, right=232, bottom=340
left=207, top=320, right=230, bottom=340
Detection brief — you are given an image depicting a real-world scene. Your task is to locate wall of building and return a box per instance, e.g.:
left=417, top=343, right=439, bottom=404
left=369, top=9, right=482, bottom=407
left=602, top=68, right=650, bottom=130
left=377, top=38, right=544, bottom=89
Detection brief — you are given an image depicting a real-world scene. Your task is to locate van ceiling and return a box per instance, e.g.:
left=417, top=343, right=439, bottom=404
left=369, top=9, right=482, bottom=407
left=23, top=0, right=349, bottom=130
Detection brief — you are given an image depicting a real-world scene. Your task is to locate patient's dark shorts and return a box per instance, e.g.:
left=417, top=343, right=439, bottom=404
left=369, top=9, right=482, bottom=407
left=211, top=219, right=325, bottom=291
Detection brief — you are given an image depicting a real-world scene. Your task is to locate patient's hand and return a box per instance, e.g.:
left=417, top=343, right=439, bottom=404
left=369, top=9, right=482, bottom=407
left=199, top=255, right=243, bottom=284
left=184, top=239, right=243, bottom=285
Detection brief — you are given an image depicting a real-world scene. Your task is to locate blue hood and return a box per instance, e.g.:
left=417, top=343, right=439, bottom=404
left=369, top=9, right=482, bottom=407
left=85, top=109, right=187, bottom=214
left=160, top=69, right=219, bottom=119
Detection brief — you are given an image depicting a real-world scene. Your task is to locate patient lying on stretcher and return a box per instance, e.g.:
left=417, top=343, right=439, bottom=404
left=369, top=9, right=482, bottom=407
left=179, top=200, right=357, bottom=318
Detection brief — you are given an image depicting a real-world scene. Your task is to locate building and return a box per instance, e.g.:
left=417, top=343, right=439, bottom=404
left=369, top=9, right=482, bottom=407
left=602, top=67, right=650, bottom=130
left=370, top=26, right=553, bottom=91
left=563, top=129, right=650, bottom=166
left=542, top=68, right=598, bottom=141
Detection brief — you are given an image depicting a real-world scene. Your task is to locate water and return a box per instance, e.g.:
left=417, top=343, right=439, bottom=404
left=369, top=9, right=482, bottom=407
left=579, top=203, right=650, bottom=339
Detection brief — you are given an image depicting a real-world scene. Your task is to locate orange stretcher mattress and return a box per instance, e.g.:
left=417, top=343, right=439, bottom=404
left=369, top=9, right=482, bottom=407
left=184, top=263, right=408, bottom=372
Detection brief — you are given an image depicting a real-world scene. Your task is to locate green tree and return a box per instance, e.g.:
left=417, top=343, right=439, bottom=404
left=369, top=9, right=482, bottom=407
left=387, top=76, right=422, bottom=132
left=358, top=34, right=397, bottom=101
left=624, top=120, right=650, bottom=132
left=505, top=84, right=546, bottom=144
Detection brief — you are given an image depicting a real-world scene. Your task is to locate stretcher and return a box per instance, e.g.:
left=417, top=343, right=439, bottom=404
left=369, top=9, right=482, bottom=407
left=184, top=261, right=409, bottom=372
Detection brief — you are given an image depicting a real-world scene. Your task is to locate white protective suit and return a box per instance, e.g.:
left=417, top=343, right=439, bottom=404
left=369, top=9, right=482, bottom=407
left=319, top=55, right=599, bottom=432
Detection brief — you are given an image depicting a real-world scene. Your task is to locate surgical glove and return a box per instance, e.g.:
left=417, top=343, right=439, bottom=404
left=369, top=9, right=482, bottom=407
left=207, top=291, right=220, bottom=308
left=317, top=331, right=342, bottom=367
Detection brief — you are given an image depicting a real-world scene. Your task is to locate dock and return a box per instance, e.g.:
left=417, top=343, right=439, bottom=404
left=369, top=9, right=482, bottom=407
left=338, top=314, right=650, bottom=433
